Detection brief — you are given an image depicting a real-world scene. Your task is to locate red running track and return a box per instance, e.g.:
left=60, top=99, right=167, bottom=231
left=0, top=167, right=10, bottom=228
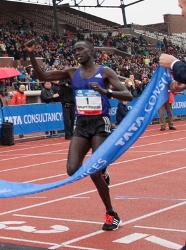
left=0, top=120, right=186, bottom=250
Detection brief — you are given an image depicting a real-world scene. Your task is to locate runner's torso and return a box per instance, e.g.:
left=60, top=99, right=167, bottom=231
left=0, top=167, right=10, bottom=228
left=72, top=66, right=110, bottom=116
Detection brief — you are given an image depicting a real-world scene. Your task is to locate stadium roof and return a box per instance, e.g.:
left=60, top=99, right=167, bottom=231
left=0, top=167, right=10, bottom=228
left=4, top=0, right=145, bottom=8
left=4, top=0, right=53, bottom=5
left=3, top=0, right=145, bottom=27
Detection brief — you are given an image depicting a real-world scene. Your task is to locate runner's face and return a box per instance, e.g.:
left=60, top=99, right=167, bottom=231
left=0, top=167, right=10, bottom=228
left=178, top=0, right=186, bottom=17
left=73, top=43, right=91, bottom=64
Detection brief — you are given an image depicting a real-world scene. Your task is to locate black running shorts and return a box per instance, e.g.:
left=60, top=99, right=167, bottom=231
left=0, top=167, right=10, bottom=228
left=73, top=116, right=111, bottom=138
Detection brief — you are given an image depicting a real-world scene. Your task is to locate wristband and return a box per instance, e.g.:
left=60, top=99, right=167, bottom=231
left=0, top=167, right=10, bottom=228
left=107, top=89, right=113, bottom=98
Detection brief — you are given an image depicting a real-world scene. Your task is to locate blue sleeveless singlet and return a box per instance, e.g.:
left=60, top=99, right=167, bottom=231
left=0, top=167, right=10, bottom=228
left=72, top=66, right=110, bottom=116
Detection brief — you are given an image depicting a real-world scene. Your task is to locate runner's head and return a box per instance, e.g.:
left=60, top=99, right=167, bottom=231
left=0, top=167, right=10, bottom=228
left=73, top=41, right=94, bottom=64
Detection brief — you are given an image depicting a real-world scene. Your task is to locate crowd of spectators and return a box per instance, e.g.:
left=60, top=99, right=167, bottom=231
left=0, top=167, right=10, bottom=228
left=1, top=17, right=186, bottom=99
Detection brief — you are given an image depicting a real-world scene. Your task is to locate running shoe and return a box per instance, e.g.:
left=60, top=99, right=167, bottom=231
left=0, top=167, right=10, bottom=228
left=102, top=168, right=110, bottom=185
left=102, top=212, right=122, bottom=231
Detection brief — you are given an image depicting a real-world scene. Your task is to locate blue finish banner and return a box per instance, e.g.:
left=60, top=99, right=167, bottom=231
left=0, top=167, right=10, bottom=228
left=0, top=66, right=172, bottom=198
left=2, top=103, right=64, bottom=135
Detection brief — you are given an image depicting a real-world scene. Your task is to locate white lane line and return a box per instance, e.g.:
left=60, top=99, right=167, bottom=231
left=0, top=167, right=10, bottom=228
left=0, top=141, right=66, bottom=154
left=145, top=235, right=182, bottom=249
left=121, top=201, right=186, bottom=226
left=116, top=196, right=186, bottom=201
left=0, top=149, right=67, bottom=162
left=49, top=244, right=102, bottom=250
left=0, top=189, right=98, bottom=216
left=0, top=159, right=66, bottom=173
left=0, top=230, right=95, bottom=250
left=48, top=201, right=186, bottom=249
left=1, top=134, right=186, bottom=162
left=0, top=135, right=186, bottom=177
left=1, top=172, right=186, bottom=249
left=1, top=145, right=186, bottom=182
left=133, top=136, right=186, bottom=147
left=134, top=225, right=186, bottom=233
left=112, top=147, right=186, bottom=165
left=0, top=236, right=56, bottom=247
left=25, top=173, right=67, bottom=183
left=1, top=165, right=186, bottom=217
left=9, top=202, right=186, bottom=249
left=13, top=214, right=103, bottom=225
left=113, top=233, right=149, bottom=243
left=141, top=130, right=186, bottom=138
left=110, top=165, right=186, bottom=188
left=49, top=230, right=104, bottom=249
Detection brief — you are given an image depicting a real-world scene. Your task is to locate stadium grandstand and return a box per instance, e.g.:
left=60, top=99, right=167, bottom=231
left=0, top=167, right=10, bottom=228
left=2, top=0, right=186, bottom=44
left=1, top=0, right=186, bottom=48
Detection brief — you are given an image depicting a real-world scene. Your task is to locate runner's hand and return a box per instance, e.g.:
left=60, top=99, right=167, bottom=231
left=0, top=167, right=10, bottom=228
left=25, top=39, right=36, bottom=53
left=90, top=82, right=106, bottom=95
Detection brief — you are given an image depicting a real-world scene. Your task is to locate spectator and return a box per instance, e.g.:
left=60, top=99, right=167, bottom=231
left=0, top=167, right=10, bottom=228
left=116, top=101, right=129, bottom=125
left=17, top=66, right=26, bottom=82
left=51, top=80, right=64, bottom=134
left=156, top=40, right=162, bottom=51
left=59, top=79, right=75, bottom=140
left=133, top=79, right=142, bottom=97
left=51, top=80, right=61, bottom=103
left=163, top=36, right=168, bottom=51
left=10, top=84, right=26, bottom=106
left=40, top=81, right=59, bottom=137
left=158, top=87, right=176, bottom=131
left=125, top=78, right=135, bottom=96
left=141, top=77, right=149, bottom=91
left=0, top=81, right=5, bottom=107
left=10, top=84, right=26, bottom=138
left=0, top=93, right=3, bottom=107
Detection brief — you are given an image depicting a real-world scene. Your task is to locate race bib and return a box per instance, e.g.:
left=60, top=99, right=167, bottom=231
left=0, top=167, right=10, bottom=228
left=75, top=89, right=102, bottom=115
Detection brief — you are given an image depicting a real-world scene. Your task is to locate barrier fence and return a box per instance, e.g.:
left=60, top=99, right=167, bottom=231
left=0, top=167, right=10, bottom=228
left=0, top=103, right=64, bottom=138
left=0, top=94, right=186, bottom=139
left=110, top=94, right=186, bottom=123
